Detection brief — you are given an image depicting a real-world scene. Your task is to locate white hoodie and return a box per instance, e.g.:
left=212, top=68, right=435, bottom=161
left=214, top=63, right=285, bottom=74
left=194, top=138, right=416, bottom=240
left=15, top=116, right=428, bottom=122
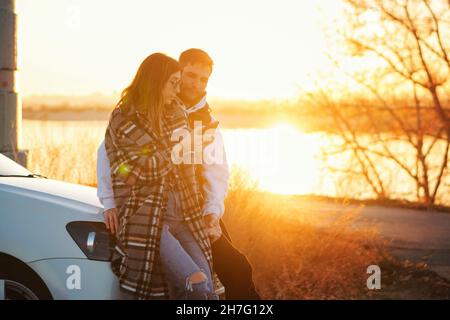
left=96, top=98, right=229, bottom=219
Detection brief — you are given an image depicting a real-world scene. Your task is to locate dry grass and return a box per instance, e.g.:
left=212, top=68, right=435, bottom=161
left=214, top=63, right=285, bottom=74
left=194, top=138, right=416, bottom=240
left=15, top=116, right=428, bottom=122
left=23, top=120, right=105, bottom=186
left=223, top=168, right=384, bottom=299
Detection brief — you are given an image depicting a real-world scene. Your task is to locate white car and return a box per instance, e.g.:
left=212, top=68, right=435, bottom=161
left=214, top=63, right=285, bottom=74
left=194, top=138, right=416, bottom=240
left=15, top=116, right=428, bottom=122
left=0, top=153, right=121, bottom=300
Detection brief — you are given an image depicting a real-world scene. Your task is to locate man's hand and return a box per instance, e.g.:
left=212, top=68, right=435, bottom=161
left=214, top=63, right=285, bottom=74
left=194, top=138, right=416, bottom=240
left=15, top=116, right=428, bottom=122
left=204, top=213, right=222, bottom=243
left=104, top=208, right=119, bottom=234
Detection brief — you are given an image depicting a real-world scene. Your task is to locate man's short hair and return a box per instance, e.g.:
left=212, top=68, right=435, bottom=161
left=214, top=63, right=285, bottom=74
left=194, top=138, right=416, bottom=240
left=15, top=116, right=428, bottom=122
left=179, top=48, right=214, bottom=70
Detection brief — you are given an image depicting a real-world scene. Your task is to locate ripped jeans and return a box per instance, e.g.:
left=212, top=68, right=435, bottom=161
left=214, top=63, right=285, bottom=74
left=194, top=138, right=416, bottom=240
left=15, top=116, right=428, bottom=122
left=160, top=190, right=218, bottom=300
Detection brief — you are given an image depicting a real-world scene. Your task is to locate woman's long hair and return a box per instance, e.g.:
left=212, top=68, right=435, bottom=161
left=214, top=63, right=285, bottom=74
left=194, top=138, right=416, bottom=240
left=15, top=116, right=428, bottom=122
left=117, top=53, right=180, bottom=135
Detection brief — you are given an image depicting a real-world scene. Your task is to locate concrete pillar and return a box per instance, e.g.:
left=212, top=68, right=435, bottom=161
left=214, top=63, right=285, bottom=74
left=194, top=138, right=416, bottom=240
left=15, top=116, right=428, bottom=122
left=0, top=0, right=28, bottom=166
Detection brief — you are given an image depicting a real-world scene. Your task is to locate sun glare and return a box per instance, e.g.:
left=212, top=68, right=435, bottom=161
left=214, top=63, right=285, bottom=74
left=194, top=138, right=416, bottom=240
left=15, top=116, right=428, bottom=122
left=224, top=122, right=325, bottom=195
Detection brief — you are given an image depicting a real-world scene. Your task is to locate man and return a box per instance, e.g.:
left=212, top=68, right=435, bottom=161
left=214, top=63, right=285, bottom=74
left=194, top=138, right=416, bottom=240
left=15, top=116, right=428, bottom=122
left=97, top=48, right=260, bottom=300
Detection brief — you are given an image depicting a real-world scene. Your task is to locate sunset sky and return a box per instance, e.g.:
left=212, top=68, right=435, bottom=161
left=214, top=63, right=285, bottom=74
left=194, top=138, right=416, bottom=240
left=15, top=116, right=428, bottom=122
left=16, top=0, right=344, bottom=100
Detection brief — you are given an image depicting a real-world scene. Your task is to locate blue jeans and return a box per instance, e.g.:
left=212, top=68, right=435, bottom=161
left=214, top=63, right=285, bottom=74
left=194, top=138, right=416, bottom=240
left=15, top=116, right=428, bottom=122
left=160, top=190, right=218, bottom=300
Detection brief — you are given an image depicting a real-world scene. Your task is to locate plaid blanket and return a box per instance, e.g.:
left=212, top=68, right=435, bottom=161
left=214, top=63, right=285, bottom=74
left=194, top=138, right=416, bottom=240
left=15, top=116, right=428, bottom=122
left=104, top=102, right=213, bottom=299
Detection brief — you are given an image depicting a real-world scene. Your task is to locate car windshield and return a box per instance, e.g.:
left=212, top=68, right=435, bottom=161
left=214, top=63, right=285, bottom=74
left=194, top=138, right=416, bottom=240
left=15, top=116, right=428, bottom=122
left=0, top=153, right=33, bottom=176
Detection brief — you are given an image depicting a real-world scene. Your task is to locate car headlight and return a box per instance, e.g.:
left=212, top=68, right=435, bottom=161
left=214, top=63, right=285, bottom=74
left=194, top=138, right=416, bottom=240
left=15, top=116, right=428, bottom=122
left=66, top=221, right=115, bottom=261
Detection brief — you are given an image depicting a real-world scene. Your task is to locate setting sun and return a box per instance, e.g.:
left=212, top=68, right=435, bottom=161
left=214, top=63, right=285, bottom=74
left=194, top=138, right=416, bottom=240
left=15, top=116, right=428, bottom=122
left=223, top=122, right=326, bottom=195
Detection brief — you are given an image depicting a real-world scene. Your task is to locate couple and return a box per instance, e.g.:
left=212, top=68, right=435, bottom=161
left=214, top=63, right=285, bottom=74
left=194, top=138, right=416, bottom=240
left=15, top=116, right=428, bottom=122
left=96, top=49, right=260, bottom=300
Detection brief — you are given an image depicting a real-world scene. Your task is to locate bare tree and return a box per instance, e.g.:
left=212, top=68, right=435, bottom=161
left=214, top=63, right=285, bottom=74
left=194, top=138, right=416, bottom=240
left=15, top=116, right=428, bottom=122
left=312, top=0, right=450, bottom=208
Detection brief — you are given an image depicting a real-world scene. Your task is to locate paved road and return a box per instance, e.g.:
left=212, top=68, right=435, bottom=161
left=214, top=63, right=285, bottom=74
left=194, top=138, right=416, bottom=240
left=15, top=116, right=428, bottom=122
left=291, top=199, right=450, bottom=280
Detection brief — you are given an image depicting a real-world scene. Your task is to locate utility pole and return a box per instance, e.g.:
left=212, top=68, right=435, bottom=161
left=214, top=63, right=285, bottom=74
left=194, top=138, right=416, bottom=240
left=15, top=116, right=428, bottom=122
left=0, top=0, right=27, bottom=166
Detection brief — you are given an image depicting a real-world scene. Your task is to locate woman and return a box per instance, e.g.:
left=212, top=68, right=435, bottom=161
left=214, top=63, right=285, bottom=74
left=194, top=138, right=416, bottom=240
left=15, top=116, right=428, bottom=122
left=104, top=53, right=217, bottom=300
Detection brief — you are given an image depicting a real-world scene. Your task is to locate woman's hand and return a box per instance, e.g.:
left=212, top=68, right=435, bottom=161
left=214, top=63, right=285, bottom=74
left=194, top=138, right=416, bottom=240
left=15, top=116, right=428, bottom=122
left=104, top=208, right=119, bottom=234
left=204, top=214, right=222, bottom=243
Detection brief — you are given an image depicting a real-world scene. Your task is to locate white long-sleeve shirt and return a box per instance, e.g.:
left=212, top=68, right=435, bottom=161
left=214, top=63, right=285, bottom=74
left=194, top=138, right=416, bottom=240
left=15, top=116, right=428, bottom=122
left=96, top=99, right=229, bottom=219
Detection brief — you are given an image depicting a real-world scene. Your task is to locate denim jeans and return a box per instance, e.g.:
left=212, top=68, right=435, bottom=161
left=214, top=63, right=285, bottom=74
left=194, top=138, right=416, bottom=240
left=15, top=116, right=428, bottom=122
left=160, top=190, right=218, bottom=300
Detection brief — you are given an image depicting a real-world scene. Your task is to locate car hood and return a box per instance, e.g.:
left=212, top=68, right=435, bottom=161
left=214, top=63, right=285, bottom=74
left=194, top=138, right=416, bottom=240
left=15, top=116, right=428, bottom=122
left=0, top=177, right=103, bottom=215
